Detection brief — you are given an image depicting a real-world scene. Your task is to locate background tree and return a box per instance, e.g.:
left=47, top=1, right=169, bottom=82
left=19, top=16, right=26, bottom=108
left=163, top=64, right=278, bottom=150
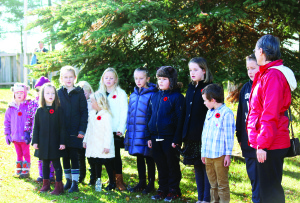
left=26, top=0, right=300, bottom=112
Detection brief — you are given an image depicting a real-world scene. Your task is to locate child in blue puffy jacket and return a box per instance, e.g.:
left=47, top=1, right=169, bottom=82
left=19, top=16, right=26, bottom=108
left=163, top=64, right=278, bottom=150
left=125, top=67, right=157, bottom=194
left=145, top=66, right=184, bottom=202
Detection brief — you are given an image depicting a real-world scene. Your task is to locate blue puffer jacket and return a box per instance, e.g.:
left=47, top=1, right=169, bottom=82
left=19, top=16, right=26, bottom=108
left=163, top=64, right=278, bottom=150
left=124, top=83, right=158, bottom=156
left=145, top=88, right=184, bottom=145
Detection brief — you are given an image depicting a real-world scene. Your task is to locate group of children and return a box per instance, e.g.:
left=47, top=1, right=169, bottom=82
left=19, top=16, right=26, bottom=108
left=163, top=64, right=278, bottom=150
left=4, top=55, right=259, bottom=203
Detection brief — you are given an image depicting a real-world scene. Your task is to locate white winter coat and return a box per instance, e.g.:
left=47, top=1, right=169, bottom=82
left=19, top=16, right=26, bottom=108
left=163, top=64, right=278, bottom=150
left=106, top=86, right=128, bottom=135
left=83, top=109, right=115, bottom=158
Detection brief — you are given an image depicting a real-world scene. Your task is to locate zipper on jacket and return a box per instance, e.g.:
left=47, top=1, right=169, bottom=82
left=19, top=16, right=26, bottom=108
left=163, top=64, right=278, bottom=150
left=133, top=94, right=140, bottom=146
left=156, top=91, right=164, bottom=139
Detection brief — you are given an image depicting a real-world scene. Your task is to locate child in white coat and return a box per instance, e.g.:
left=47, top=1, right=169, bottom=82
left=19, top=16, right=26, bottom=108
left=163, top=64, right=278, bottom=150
left=83, top=91, right=115, bottom=190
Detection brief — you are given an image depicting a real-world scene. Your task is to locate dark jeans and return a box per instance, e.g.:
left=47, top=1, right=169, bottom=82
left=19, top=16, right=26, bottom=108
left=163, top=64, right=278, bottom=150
left=195, top=163, right=210, bottom=202
left=245, top=157, right=260, bottom=203
left=152, top=138, right=181, bottom=193
left=78, top=148, right=86, bottom=180
left=113, top=134, right=123, bottom=174
left=90, top=158, right=114, bottom=184
left=43, top=158, right=62, bottom=182
left=63, top=147, right=79, bottom=169
left=136, top=154, right=155, bottom=181
left=257, top=148, right=288, bottom=203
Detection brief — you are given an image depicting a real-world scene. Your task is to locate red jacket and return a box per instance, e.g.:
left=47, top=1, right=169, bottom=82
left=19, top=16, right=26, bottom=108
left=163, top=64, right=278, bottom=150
left=246, top=60, right=293, bottom=150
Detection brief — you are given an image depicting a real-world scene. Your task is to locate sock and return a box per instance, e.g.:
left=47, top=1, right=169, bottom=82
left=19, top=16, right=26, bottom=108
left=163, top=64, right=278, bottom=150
left=71, top=169, right=80, bottom=182
left=64, top=169, right=71, bottom=179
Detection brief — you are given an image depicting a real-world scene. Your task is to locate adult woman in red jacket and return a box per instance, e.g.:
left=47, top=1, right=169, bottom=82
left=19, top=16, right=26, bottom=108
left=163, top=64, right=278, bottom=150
left=247, top=35, right=297, bottom=203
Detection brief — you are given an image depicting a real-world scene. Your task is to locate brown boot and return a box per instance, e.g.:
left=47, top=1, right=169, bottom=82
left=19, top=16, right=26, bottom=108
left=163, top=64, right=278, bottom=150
left=51, top=181, right=64, bottom=195
left=115, top=174, right=126, bottom=191
left=39, top=179, right=51, bottom=192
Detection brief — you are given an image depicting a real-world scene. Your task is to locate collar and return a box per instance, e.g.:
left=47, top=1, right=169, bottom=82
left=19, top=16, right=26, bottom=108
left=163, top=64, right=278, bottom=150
left=259, top=59, right=283, bottom=73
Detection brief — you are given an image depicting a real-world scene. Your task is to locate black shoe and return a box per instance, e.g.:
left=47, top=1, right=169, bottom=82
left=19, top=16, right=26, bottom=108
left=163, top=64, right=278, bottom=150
left=151, top=190, right=167, bottom=200
left=64, top=178, right=72, bottom=190
left=105, top=182, right=116, bottom=191
left=142, top=180, right=154, bottom=195
left=129, top=180, right=146, bottom=193
left=164, top=191, right=181, bottom=202
left=68, top=180, right=79, bottom=193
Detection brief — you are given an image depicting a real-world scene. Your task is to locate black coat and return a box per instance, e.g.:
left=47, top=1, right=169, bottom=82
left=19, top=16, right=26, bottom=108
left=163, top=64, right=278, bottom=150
left=145, top=89, right=184, bottom=144
left=180, top=81, right=211, bottom=143
left=58, top=86, right=88, bottom=149
left=32, top=106, right=66, bottom=159
left=236, top=80, right=256, bottom=158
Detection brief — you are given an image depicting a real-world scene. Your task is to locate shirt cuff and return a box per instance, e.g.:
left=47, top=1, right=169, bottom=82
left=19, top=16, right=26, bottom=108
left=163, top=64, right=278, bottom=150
left=78, top=131, right=85, bottom=136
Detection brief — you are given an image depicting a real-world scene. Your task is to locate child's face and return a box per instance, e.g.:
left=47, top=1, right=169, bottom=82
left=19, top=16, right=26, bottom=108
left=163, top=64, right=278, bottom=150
left=84, top=89, right=91, bottom=100
left=189, top=62, right=205, bottom=82
left=157, top=77, right=170, bottom=90
left=103, top=71, right=117, bottom=89
left=61, top=70, right=76, bottom=88
left=15, top=91, right=25, bottom=103
left=44, top=86, right=55, bottom=105
left=202, top=94, right=214, bottom=110
left=246, top=60, right=259, bottom=81
left=91, top=97, right=101, bottom=111
left=134, top=71, right=150, bottom=89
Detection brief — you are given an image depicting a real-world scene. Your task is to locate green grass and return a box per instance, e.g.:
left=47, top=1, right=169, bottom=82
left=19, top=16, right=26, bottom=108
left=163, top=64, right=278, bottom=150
left=0, top=88, right=300, bottom=202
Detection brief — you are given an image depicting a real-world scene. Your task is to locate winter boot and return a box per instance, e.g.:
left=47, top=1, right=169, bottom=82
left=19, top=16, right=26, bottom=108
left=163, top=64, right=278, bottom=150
left=116, top=174, right=126, bottom=191
left=36, top=160, right=43, bottom=182
left=49, top=161, right=55, bottom=183
left=129, top=179, right=146, bottom=192
left=39, top=179, right=51, bottom=192
left=142, top=178, right=155, bottom=194
left=64, top=178, right=72, bottom=190
left=16, top=161, right=22, bottom=176
left=20, top=161, right=30, bottom=178
left=68, top=180, right=79, bottom=193
left=51, top=181, right=64, bottom=195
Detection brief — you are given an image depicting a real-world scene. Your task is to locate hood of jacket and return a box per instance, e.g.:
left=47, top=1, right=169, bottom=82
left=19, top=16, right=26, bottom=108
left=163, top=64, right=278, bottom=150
left=269, top=65, right=297, bottom=91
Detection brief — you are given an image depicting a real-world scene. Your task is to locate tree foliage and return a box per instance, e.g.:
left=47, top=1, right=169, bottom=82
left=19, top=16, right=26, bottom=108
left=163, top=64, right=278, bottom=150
left=26, top=0, right=300, bottom=111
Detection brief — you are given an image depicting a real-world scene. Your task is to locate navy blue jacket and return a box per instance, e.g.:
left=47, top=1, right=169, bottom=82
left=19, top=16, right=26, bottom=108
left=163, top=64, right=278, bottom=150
left=125, top=83, right=158, bottom=156
left=236, top=80, right=256, bottom=158
left=180, top=81, right=211, bottom=143
left=145, top=89, right=184, bottom=144
left=58, top=86, right=88, bottom=149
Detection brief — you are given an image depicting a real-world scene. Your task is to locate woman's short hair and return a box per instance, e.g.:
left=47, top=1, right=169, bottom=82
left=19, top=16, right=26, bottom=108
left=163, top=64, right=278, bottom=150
left=256, top=35, right=281, bottom=61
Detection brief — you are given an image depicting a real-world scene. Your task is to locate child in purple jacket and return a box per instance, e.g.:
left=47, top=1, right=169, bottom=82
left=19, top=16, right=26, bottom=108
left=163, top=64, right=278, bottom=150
left=4, top=83, right=31, bottom=178
left=24, top=76, right=54, bottom=182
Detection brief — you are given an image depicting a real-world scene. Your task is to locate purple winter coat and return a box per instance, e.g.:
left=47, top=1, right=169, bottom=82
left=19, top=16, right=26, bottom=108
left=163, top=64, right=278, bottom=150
left=4, top=100, right=30, bottom=143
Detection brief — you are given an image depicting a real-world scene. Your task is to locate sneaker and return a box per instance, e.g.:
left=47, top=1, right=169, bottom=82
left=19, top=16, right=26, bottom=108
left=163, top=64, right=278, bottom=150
left=164, top=191, right=181, bottom=202
left=151, top=190, right=167, bottom=200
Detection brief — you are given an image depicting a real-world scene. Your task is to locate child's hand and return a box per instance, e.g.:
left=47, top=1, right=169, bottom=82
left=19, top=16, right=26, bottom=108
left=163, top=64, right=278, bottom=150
left=33, top=143, right=39, bottom=149
left=103, top=148, right=110, bottom=154
left=224, top=155, right=231, bottom=167
left=77, top=133, right=84, bottom=138
left=59, top=145, right=65, bottom=150
left=116, top=131, right=122, bottom=136
left=83, top=142, right=86, bottom=148
left=172, top=143, right=178, bottom=148
left=257, top=149, right=267, bottom=163
left=148, top=140, right=152, bottom=148
left=201, top=157, right=205, bottom=164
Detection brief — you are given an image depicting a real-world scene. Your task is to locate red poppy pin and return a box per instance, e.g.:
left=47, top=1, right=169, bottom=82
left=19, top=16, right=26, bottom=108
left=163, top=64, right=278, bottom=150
left=18, top=112, right=22, bottom=116
left=97, top=116, right=101, bottom=120
left=201, top=89, right=203, bottom=93
left=163, top=97, right=168, bottom=101
left=112, top=95, right=117, bottom=99
left=49, top=109, right=54, bottom=114
left=215, top=113, right=220, bottom=118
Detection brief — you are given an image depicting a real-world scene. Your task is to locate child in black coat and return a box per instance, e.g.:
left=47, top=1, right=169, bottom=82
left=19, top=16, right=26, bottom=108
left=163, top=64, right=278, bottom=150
left=32, top=83, right=66, bottom=195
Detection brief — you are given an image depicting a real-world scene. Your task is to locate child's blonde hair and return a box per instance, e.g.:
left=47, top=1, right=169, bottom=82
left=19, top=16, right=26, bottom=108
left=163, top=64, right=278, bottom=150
left=77, top=81, right=94, bottom=94
left=98, top=68, right=119, bottom=93
left=91, top=91, right=111, bottom=115
left=59, top=65, right=77, bottom=84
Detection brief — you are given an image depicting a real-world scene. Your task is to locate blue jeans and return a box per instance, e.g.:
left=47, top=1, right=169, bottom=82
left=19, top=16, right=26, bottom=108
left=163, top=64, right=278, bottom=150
left=245, top=157, right=260, bottom=203
left=195, top=163, right=210, bottom=202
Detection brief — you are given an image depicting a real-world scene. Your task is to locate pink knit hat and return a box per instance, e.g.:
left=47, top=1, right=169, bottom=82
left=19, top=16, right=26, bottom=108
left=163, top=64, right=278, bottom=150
left=34, top=76, right=50, bottom=88
left=11, top=83, right=29, bottom=100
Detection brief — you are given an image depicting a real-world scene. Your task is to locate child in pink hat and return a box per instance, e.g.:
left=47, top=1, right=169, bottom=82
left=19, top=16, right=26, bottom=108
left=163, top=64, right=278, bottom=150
left=4, top=83, right=31, bottom=178
left=24, top=76, right=53, bottom=182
